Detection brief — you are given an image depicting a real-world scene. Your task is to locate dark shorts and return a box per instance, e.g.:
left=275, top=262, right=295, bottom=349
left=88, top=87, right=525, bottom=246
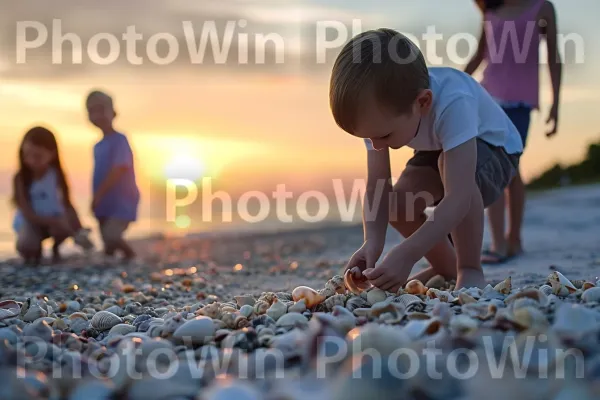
left=406, top=138, right=520, bottom=208
left=503, top=105, right=532, bottom=148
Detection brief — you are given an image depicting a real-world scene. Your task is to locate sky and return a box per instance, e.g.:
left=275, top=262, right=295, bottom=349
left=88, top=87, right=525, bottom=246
left=0, top=0, right=599, bottom=232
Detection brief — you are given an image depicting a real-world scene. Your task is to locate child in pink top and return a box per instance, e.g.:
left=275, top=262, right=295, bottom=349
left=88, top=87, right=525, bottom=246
left=465, top=0, right=562, bottom=263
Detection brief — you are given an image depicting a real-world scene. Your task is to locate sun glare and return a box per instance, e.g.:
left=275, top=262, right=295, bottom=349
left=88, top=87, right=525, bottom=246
left=164, top=152, right=206, bottom=182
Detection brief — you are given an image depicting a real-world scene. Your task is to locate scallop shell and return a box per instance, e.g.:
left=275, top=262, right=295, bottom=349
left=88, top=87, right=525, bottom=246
left=494, top=276, right=512, bottom=295
left=291, top=286, right=326, bottom=308
left=343, top=270, right=372, bottom=295
left=345, top=296, right=369, bottom=312
left=539, top=284, right=553, bottom=296
left=91, top=311, right=122, bottom=331
left=405, top=279, right=428, bottom=295
left=393, top=294, right=426, bottom=312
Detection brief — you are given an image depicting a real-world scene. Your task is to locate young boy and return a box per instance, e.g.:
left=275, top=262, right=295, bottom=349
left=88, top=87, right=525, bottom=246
left=331, top=29, right=523, bottom=291
left=86, top=90, right=140, bottom=262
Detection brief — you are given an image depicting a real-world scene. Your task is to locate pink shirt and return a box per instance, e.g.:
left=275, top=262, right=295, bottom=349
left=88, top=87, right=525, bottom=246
left=480, top=0, right=546, bottom=109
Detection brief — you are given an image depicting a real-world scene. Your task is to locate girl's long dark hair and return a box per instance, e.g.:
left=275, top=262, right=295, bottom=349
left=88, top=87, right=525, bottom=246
left=477, top=0, right=505, bottom=12
left=12, top=126, right=71, bottom=208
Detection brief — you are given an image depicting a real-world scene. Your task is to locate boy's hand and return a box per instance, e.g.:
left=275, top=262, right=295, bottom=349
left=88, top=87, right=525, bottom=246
left=344, top=241, right=383, bottom=281
left=546, top=102, right=559, bottom=138
left=363, top=243, right=419, bottom=293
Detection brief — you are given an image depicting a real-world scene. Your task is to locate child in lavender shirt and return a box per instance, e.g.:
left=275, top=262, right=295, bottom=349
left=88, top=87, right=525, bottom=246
left=86, top=90, right=140, bottom=261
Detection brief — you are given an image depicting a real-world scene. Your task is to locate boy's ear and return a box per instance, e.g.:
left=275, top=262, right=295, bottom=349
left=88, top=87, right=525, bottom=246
left=417, top=89, right=433, bottom=113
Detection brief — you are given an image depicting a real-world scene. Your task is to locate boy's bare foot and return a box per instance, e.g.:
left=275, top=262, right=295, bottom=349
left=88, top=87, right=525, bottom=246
left=455, top=267, right=486, bottom=290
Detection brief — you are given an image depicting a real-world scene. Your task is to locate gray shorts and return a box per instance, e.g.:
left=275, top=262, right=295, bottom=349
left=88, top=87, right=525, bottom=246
left=406, top=138, right=520, bottom=208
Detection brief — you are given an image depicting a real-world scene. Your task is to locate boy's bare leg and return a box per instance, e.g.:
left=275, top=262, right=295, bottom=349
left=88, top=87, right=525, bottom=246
left=484, top=192, right=507, bottom=258
left=65, top=206, right=83, bottom=232
left=438, top=153, right=486, bottom=290
left=390, top=165, right=457, bottom=283
left=506, top=170, right=525, bottom=255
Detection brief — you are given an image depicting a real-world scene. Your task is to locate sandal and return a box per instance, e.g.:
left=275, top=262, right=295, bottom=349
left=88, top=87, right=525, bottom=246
left=481, top=248, right=514, bottom=265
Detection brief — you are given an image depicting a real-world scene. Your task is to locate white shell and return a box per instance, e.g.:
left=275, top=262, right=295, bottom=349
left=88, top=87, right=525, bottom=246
left=582, top=287, right=600, bottom=303
left=366, top=288, right=387, bottom=306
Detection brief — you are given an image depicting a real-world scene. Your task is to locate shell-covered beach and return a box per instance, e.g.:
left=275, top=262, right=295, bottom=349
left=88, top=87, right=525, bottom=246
left=1, top=185, right=600, bottom=400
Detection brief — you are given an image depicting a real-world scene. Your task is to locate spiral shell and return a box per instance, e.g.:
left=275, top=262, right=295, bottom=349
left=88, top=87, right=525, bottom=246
left=91, top=311, right=122, bottom=331
left=345, top=296, right=369, bottom=312
left=325, top=275, right=346, bottom=294
left=323, top=294, right=347, bottom=312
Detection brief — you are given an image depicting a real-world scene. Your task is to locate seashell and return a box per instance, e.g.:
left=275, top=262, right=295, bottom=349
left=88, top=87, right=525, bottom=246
left=108, top=324, right=136, bottom=336
left=253, top=300, right=269, bottom=315
left=426, top=288, right=455, bottom=302
left=347, top=323, right=411, bottom=357
left=65, top=301, right=81, bottom=313
left=197, top=303, right=222, bottom=319
left=425, top=275, right=446, bottom=289
left=69, top=312, right=88, bottom=321
left=366, top=288, right=387, bottom=306
left=407, top=312, right=431, bottom=320
left=345, top=296, right=369, bottom=312
left=510, top=297, right=541, bottom=311
left=91, top=311, right=122, bottom=331
left=343, top=270, right=373, bottom=295
left=258, top=292, right=277, bottom=305
left=552, top=303, right=600, bottom=341
left=352, top=308, right=372, bottom=317
left=539, top=284, right=553, bottom=296
left=234, top=315, right=249, bottom=330
left=325, top=275, right=346, bottom=294
left=104, top=305, right=124, bottom=317
left=331, top=306, right=357, bottom=332
left=405, top=279, right=428, bottom=295
left=504, top=287, right=549, bottom=307
left=393, top=294, right=426, bottom=312
left=462, top=302, right=497, bottom=321
left=550, top=281, right=571, bottom=297
left=508, top=306, right=549, bottom=330
left=449, top=315, right=479, bottom=335
left=457, top=292, right=477, bottom=305
left=432, top=302, right=452, bottom=325
left=547, top=271, right=577, bottom=294
left=23, top=319, right=53, bottom=342
left=322, top=294, right=346, bottom=312
left=582, top=287, right=600, bottom=303
left=23, top=304, right=47, bottom=322
left=292, top=286, right=326, bottom=308
left=583, top=282, right=596, bottom=291
left=173, top=316, right=216, bottom=345
left=494, top=276, right=512, bottom=295
left=275, top=313, right=308, bottom=329
left=220, top=306, right=238, bottom=314
left=266, top=299, right=287, bottom=321
left=402, top=318, right=442, bottom=340
left=318, top=287, right=336, bottom=299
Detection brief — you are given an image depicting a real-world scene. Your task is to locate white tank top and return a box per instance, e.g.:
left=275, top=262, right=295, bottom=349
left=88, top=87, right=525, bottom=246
left=13, top=168, right=66, bottom=232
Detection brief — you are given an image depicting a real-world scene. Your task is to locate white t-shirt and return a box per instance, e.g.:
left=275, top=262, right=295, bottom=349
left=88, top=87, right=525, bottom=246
left=364, top=67, right=524, bottom=155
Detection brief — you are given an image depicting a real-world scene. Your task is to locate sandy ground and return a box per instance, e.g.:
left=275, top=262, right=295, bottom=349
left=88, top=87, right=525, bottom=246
left=1, top=183, right=598, bottom=295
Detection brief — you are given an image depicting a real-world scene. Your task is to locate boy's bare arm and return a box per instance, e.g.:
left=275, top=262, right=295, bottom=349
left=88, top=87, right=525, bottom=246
left=464, top=22, right=487, bottom=75
left=541, top=0, right=562, bottom=136
left=364, top=146, right=392, bottom=248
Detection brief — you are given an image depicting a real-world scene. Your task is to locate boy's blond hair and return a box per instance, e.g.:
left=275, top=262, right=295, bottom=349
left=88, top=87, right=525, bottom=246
left=329, top=28, right=430, bottom=133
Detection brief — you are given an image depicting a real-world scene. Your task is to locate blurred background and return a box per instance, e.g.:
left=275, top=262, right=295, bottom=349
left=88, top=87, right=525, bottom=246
left=0, top=0, right=598, bottom=255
